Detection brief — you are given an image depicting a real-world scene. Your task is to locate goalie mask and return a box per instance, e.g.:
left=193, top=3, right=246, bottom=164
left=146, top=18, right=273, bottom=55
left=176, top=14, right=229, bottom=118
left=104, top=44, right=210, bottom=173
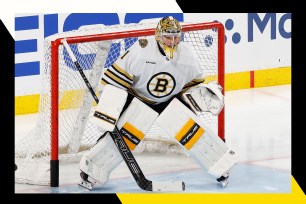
left=155, top=16, right=182, bottom=61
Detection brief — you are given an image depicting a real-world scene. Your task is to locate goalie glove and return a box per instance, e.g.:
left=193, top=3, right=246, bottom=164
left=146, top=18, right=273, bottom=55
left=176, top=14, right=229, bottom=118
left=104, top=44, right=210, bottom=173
left=182, top=82, right=224, bottom=116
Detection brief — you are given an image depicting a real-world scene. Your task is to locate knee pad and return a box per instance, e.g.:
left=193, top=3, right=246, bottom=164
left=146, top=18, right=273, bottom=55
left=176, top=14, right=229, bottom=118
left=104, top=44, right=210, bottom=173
left=90, top=84, right=128, bottom=132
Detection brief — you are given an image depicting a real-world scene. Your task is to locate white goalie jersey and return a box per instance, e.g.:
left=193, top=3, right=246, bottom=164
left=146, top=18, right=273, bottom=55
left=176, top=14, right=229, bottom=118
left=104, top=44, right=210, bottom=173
left=101, top=38, right=206, bottom=104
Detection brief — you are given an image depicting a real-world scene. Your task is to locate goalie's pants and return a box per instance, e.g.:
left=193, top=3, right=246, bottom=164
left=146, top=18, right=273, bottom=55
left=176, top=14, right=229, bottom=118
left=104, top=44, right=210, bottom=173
left=123, top=92, right=189, bottom=115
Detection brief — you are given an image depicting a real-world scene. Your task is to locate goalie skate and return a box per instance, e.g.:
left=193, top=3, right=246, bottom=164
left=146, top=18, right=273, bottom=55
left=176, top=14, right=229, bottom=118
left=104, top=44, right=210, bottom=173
left=217, top=170, right=230, bottom=188
left=217, top=175, right=229, bottom=188
left=78, top=171, right=96, bottom=190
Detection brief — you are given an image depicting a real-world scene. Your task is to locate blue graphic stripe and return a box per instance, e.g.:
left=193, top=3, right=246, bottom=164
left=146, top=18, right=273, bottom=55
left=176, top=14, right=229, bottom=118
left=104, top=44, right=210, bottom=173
left=15, top=39, right=37, bottom=53
left=15, top=16, right=39, bottom=31
left=15, top=61, right=40, bottom=77
left=44, top=14, right=58, bottom=38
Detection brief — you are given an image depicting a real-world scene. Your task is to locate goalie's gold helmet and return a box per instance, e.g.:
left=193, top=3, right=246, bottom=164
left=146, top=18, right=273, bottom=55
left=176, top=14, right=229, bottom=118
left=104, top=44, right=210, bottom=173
left=155, top=16, right=182, bottom=60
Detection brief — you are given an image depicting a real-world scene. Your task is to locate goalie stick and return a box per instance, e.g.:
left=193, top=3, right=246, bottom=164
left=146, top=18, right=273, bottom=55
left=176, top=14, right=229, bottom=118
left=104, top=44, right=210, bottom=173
left=62, top=38, right=185, bottom=192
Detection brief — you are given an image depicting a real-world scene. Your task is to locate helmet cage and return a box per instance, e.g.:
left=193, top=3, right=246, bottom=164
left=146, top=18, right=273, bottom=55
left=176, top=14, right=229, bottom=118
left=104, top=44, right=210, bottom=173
left=155, top=16, right=182, bottom=60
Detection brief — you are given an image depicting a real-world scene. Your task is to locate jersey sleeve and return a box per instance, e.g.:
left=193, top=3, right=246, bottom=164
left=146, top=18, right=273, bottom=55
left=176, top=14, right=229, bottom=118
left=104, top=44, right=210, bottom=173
left=101, top=45, right=136, bottom=90
left=180, top=57, right=206, bottom=95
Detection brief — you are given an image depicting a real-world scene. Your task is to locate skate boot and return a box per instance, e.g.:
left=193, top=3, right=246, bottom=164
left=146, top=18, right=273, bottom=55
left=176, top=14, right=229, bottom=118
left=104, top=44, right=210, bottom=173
left=216, top=170, right=230, bottom=187
left=78, top=171, right=97, bottom=190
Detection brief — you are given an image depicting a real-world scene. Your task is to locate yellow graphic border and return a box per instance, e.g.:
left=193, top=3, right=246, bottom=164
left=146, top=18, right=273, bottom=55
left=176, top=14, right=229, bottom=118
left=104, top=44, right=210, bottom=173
left=117, top=176, right=305, bottom=204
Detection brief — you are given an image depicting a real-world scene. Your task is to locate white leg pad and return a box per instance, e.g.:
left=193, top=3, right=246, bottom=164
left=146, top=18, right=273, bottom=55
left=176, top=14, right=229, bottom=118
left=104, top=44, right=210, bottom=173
left=80, top=97, right=159, bottom=184
left=207, top=149, right=238, bottom=178
left=156, top=98, right=239, bottom=179
left=90, top=84, right=128, bottom=132
left=80, top=132, right=122, bottom=185
left=117, top=97, right=159, bottom=150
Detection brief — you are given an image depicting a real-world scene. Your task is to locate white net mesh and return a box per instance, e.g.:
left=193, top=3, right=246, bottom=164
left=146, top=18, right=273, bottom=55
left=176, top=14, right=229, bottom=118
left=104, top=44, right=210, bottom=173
left=15, top=22, right=223, bottom=185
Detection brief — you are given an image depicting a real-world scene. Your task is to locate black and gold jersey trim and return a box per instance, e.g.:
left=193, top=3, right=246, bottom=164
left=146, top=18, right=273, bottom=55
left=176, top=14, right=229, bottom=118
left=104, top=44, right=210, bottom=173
left=180, top=78, right=205, bottom=95
left=104, top=69, right=132, bottom=90
left=112, top=63, right=134, bottom=81
left=129, top=88, right=157, bottom=105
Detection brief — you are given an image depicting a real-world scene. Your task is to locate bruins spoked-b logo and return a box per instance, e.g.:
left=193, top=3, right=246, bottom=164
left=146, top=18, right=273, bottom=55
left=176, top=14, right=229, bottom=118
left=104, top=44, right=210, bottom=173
left=147, top=72, right=176, bottom=98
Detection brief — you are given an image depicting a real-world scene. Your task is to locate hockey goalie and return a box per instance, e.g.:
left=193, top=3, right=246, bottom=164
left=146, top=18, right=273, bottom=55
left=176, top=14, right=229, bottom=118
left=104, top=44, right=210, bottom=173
left=78, top=16, right=239, bottom=190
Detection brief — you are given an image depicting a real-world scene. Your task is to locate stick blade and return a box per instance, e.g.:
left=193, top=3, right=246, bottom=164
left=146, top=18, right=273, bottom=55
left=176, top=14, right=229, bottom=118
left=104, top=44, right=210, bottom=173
left=152, top=181, right=185, bottom=192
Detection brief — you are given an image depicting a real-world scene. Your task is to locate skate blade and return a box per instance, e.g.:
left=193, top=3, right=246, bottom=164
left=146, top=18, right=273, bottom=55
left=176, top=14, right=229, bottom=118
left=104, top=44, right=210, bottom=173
left=78, top=180, right=94, bottom=190
left=220, top=179, right=229, bottom=188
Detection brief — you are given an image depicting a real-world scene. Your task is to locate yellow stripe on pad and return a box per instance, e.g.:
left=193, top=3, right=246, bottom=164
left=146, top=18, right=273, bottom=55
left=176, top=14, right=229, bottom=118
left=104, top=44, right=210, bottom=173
left=122, top=122, right=144, bottom=150
left=175, top=118, right=205, bottom=150
left=122, top=137, right=137, bottom=151
left=175, top=118, right=195, bottom=141
left=185, top=127, right=204, bottom=150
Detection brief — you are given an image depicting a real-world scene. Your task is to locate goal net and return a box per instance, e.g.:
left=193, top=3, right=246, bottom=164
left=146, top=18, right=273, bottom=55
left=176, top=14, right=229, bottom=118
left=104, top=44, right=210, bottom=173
left=15, top=22, right=225, bottom=186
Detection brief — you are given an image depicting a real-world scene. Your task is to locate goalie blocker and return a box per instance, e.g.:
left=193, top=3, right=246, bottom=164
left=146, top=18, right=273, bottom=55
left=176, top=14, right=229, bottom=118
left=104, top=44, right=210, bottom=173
left=155, top=98, right=239, bottom=187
